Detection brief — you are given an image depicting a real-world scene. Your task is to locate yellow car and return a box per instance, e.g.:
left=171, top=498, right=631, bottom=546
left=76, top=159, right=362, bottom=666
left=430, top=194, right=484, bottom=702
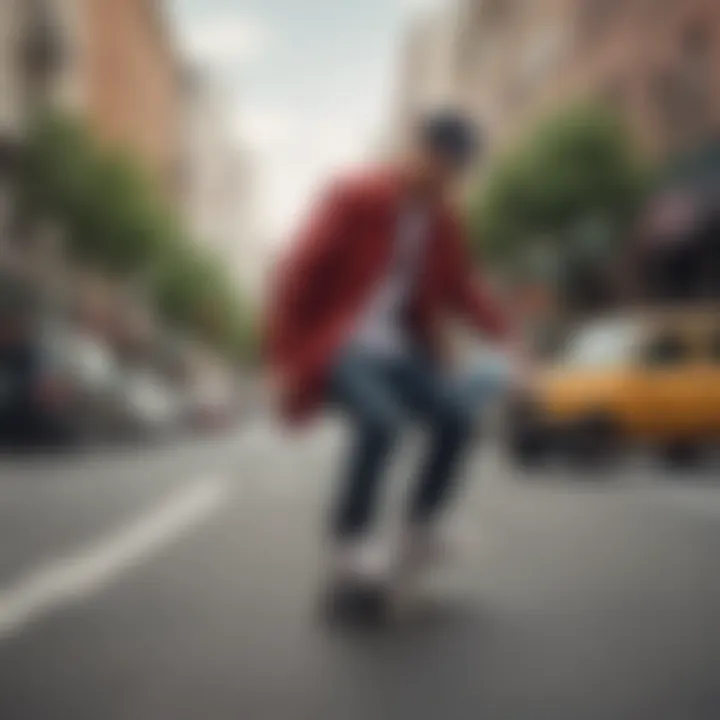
left=508, top=308, right=720, bottom=464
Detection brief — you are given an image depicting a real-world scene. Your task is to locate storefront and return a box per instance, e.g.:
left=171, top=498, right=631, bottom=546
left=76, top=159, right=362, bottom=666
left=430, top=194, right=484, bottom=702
left=637, top=189, right=719, bottom=302
left=635, top=142, right=720, bottom=302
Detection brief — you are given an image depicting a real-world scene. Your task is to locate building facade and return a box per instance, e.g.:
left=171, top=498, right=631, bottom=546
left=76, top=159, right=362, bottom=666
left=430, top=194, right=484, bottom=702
left=3, top=1, right=262, bottom=297
left=23, top=0, right=184, bottom=198
left=80, top=0, right=181, bottom=197
left=181, top=73, right=262, bottom=298
left=0, top=0, right=24, bottom=141
left=396, top=0, right=720, bottom=162
left=0, top=0, right=24, bottom=244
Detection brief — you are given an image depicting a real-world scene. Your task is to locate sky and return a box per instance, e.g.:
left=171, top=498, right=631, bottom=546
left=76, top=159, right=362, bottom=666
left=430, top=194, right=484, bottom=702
left=171, top=0, right=444, bottom=243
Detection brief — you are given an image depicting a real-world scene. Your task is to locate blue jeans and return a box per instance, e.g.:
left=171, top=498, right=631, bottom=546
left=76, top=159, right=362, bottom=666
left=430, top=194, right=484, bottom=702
left=327, top=349, right=473, bottom=539
left=459, top=350, right=515, bottom=420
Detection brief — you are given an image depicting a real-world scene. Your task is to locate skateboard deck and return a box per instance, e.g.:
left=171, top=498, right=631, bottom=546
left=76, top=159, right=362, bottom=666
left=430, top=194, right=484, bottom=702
left=320, top=566, right=457, bottom=627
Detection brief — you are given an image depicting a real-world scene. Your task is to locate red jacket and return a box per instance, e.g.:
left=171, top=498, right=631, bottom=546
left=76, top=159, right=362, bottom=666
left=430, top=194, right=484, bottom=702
left=266, top=169, right=509, bottom=423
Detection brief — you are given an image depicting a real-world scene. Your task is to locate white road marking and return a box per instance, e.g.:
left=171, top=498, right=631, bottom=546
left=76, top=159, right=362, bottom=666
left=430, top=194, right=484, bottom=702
left=0, top=476, right=229, bottom=640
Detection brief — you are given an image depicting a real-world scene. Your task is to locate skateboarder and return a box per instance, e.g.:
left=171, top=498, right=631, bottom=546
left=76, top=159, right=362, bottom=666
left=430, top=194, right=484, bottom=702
left=266, top=110, right=521, bottom=615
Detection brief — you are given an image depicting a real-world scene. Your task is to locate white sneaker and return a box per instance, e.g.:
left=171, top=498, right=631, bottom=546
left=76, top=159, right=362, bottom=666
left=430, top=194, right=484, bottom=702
left=393, top=523, right=449, bottom=589
left=328, top=538, right=390, bottom=587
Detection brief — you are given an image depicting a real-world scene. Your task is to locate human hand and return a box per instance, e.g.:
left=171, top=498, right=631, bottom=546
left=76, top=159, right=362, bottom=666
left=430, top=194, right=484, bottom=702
left=265, top=370, right=293, bottom=413
left=500, top=337, right=534, bottom=391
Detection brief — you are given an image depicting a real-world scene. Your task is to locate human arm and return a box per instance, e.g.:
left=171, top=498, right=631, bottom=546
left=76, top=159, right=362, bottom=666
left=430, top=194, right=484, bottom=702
left=265, top=181, right=357, bottom=402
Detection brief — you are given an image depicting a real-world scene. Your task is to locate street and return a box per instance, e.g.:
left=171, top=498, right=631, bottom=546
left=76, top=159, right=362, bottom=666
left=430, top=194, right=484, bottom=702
left=0, top=424, right=719, bottom=720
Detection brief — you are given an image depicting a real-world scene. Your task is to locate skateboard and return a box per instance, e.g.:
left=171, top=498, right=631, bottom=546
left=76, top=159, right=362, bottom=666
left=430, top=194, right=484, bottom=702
left=320, top=563, right=453, bottom=627
left=321, top=577, right=391, bottom=626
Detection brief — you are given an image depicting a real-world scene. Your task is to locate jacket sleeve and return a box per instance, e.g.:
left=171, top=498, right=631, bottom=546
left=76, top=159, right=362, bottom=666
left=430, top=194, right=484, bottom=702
left=442, top=216, right=510, bottom=341
left=266, top=182, right=355, bottom=372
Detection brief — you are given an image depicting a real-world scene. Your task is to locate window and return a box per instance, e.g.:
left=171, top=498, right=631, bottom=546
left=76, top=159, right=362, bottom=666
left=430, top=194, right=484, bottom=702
left=683, top=24, right=712, bottom=60
left=519, top=25, right=566, bottom=93
left=654, top=25, right=714, bottom=149
left=601, top=78, right=627, bottom=114
left=73, top=339, right=115, bottom=386
left=652, top=70, right=682, bottom=147
left=681, top=24, right=713, bottom=108
left=642, top=331, right=690, bottom=368
left=580, top=0, right=623, bottom=38
left=485, top=0, right=517, bottom=24
left=563, top=320, right=638, bottom=369
left=646, top=0, right=676, bottom=12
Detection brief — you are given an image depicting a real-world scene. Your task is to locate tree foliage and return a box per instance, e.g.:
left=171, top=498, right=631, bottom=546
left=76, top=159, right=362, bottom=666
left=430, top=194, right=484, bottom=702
left=20, top=112, right=257, bottom=364
left=470, top=105, right=649, bottom=279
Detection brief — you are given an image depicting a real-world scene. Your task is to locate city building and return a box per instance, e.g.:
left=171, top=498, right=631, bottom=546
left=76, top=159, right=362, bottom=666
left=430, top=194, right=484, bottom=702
left=16, top=0, right=184, bottom=199
left=1, top=1, right=188, bottom=346
left=0, top=0, right=24, bottom=142
left=0, top=0, right=24, bottom=244
left=0, top=0, right=76, bottom=253
left=79, top=0, right=182, bottom=197
left=395, top=0, right=720, bottom=163
left=180, top=72, right=262, bottom=299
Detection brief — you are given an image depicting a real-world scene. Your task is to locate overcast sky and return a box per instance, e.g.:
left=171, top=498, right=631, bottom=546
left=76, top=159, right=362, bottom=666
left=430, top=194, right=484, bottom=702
left=171, top=0, right=443, bottom=243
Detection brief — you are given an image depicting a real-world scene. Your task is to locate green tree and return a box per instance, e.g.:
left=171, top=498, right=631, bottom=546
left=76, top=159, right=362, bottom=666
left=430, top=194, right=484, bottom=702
left=470, top=105, right=649, bottom=286
left=22, top=113, right=166, bottom=273
left=20, top=112, right=259, bottom=364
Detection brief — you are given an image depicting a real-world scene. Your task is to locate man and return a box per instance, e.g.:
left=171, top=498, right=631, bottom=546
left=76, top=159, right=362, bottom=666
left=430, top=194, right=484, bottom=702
left=267, top=110, right=519, bottom=605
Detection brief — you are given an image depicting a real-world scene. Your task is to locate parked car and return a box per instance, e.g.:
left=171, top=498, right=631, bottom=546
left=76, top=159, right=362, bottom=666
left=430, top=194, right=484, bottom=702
left=0, top=317, right=123, bottom=447
left=120, top=369, right=184, bottom=441
left=507, top=308, right=720, bottom=465
left=0, top=321, right=61, bottom=447
left=186, top=378, right=236, bottom=434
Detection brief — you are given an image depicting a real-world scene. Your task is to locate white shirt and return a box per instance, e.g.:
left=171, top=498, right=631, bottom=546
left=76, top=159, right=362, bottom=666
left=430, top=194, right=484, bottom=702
left=352, top=204, right=429, bottom=357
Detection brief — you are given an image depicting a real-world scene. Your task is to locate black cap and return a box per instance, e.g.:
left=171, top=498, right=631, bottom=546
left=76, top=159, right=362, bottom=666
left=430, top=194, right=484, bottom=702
left=418, top=110, right=481, bottom=169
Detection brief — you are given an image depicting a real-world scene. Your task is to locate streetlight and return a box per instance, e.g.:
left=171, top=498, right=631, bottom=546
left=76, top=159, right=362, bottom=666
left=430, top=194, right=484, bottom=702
left=21, top=0, right=66, bottom=116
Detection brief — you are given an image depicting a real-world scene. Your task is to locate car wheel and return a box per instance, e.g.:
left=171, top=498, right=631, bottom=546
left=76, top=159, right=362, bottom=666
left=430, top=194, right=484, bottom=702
left=509, top=427, right=548, bottom=468
left=661, top=442, right=702, bottom=469
left=568, top=415, right=619, bottom=468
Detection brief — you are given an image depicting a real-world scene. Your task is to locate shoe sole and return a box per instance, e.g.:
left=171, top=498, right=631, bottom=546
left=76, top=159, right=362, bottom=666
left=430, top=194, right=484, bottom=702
left=319, top=579, right=391, bottom=627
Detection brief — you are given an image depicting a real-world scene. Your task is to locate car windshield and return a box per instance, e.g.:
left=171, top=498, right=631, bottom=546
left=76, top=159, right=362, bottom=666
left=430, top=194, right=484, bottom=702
left=42, top=326, right=117, bottom=386
left=563, top=319, right=638, bottom=369
left=126, top=372, right=172, bottom=414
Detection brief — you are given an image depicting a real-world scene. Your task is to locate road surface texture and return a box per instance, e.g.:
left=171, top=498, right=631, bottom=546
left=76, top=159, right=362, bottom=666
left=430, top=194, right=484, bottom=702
left=0, top=422, right=718, bottom=720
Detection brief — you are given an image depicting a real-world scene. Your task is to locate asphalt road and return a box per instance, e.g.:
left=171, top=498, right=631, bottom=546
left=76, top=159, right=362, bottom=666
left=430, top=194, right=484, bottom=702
left=0, top=423, right=719, bottom=720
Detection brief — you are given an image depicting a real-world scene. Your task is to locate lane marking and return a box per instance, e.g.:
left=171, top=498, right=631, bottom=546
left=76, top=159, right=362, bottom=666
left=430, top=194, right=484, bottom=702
left=0, top=476, right=229, bottom=640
